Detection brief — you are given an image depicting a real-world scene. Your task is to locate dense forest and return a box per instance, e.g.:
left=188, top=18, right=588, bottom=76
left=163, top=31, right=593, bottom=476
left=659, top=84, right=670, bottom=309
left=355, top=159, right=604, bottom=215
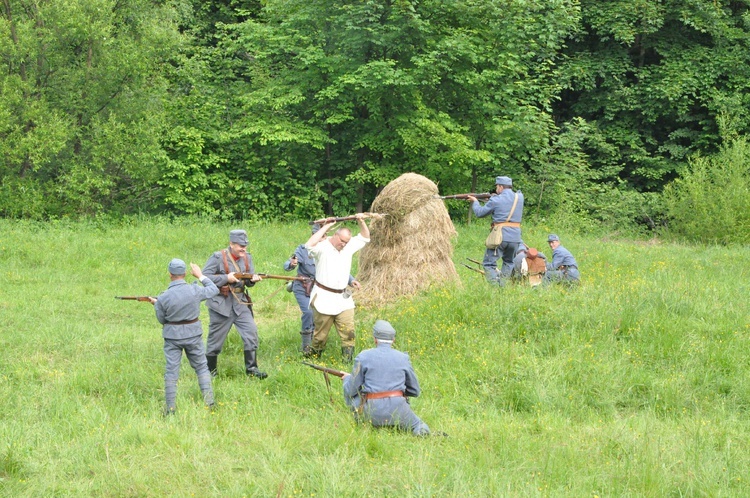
left=2, top=0, right=749, bottom=238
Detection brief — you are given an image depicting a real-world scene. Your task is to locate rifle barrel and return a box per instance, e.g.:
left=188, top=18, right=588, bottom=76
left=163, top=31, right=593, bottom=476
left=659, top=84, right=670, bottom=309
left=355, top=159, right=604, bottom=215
left=437, top=193, right=492, bottom=200
left=309, top=212, right=385, bottom=225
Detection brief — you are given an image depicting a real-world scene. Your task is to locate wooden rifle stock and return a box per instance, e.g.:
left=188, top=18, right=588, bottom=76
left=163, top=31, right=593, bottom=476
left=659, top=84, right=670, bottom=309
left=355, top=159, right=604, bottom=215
left=435, top=193, right=493, bottom=200
left=115, top=296, right=154, bottom=302
left=302, top=361, right=347, bottom=378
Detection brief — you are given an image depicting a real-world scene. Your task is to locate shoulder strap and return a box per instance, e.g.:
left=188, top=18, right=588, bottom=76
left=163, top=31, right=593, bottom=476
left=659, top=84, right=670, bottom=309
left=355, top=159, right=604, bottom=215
left=505, top=193, right=519, bottom=222
left=221, top=249, right=230, bottom=274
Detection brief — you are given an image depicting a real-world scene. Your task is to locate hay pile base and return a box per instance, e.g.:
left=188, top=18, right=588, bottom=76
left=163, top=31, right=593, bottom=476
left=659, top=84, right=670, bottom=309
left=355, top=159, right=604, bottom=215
left=357, top=172, right=459, bottom=305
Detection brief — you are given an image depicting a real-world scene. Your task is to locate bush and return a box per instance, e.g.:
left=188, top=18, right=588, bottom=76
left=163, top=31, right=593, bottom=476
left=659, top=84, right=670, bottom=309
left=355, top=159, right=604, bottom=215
left=662, top=137, right=750, bottom=244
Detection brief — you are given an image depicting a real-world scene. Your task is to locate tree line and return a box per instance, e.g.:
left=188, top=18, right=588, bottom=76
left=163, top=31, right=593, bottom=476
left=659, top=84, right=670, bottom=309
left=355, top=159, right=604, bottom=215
left=2, top=0, right=749, bottom=239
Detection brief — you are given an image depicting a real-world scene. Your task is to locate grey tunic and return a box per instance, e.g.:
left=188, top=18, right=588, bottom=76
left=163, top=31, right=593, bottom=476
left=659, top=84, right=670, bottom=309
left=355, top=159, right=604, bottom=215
left=471, top=189, right=524, bottom=282
left=343, top=342, right=430, bottom=435
left=545, top=244, right=580, bottom=282
left=203, top=248, right=260, bottom=353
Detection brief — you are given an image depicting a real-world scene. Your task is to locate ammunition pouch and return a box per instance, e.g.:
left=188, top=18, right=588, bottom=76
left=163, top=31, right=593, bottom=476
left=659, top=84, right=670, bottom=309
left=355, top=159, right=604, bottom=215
left=302, top=278, right=314, bottom=297
left=219, top=285, right=230, bottom=297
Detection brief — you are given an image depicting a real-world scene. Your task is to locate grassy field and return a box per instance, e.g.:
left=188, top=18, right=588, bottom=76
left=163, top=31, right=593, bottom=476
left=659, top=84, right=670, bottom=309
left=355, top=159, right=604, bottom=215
left=1, top=217, right=749, bottom=497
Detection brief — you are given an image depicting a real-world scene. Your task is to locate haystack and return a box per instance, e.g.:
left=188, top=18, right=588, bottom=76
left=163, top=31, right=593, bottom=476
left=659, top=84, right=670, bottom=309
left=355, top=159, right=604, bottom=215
left=357, top=172, right=459, bottom=304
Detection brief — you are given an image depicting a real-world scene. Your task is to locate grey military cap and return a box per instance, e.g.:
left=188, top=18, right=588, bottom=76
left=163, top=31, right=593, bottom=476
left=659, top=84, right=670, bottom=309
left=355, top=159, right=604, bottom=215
left=547, top=234, right=560, bottom=242
left=229, top=229, right=249, bottom=246
left=168, top=258, right=187, bottom=275
left=372, top=320, right=397, bottom=341
left=495, top=176, right=513, bottom=186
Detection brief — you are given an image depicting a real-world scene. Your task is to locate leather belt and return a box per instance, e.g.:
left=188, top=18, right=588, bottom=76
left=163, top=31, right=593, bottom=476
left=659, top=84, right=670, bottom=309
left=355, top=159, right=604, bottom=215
left=559, top=265, right=578, bottom=270
left=166, top=318, right=199, bottom=325
left=364, top=390, right=404, bottom=401
left=314, top=280, right=346, bottom=294
left=491, top=221, right=521, bottom=228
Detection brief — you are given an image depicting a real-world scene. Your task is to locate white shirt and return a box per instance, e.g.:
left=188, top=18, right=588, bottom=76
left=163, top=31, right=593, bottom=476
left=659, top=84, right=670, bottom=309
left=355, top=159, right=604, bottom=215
left=306, top=234, right=369, bottom=315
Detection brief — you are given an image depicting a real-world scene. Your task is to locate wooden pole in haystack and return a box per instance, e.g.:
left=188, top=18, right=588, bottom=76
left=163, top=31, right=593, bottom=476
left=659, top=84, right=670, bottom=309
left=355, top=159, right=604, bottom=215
left=357, top=172, right=460, bottom=304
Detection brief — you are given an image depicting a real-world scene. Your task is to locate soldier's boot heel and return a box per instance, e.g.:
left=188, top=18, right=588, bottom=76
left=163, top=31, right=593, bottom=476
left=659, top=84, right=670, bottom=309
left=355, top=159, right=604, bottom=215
left=244, top=350, right=268, bottom=379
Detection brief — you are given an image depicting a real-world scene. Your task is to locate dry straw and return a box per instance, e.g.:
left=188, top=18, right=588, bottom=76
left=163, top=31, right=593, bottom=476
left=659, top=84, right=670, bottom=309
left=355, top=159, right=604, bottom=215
left=357, top=172, right=459, bottom=305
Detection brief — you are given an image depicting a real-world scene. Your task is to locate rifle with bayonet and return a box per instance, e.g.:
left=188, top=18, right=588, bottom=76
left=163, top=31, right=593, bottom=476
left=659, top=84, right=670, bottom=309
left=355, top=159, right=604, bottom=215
left=115, top=296, right=155, bottom=302
left=434, top=193, right=493, bottom=200
left=309, top=212, right=386, bottom=225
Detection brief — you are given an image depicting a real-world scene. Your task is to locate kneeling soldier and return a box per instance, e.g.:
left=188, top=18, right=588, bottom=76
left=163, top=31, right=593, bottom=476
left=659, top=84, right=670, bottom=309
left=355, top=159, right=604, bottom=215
left=342, top=320, right=430, bottom=436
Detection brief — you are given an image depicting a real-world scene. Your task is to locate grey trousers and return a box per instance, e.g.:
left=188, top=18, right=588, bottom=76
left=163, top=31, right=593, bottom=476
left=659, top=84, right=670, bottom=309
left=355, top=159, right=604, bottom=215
left=483, top=241, right=520, bottom=283
left=163, top=336, right=214, bottom=409
left=206, top=308, right=258, bottom=355
left=363, top=397, right=430, bottom=436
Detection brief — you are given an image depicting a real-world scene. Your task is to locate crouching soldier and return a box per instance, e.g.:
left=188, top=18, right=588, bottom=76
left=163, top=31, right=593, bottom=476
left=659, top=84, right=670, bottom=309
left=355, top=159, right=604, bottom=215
left=545, top=234, right=580, bottom=284
left=511, top=244, right=547, bottom=286
left=342, top=320, right=431, bottom=436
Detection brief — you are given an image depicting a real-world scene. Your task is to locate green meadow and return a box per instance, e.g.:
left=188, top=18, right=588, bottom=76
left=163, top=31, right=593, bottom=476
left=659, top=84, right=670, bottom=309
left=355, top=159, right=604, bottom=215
left=1, top=218, right=748, bottom=497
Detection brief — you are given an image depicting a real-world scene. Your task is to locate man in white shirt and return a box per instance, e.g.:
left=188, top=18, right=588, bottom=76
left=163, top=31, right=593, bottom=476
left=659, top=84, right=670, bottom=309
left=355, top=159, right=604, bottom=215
left=303, top=214, right=370, bottom=362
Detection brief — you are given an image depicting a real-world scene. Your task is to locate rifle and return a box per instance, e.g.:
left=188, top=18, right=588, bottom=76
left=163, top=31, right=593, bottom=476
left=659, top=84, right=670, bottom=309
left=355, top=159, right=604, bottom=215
left=462, top=258, right=485, bottom=275
left=302, top=361, right=347, bottom=378
left=461, top=263, right=485, bottom=275
left=115, top=296, right=154, bottom=302
left=434, top=193, right=493, bottom=200
left=302, top=361, right=347, bottom=404
left=233, top=273, right=310, bottom=283
left=309, top=212, right=386, bottom=225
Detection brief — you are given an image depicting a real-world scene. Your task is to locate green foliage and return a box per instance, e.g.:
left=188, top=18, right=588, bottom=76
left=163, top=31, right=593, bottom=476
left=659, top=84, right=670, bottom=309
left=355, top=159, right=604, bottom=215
left=662, top=137, right=750, bottom=244
left=0, top=0, right=183, bottom=218
left=558, top=0, right=750, bottom=190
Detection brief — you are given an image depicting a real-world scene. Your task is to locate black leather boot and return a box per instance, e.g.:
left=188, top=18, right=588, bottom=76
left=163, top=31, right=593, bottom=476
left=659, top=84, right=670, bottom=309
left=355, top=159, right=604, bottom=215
left=342, top=346, right=354, bottom=363
left=206, top=355, right=218, bottom=377
left=244, top=350, right=268, bottom=379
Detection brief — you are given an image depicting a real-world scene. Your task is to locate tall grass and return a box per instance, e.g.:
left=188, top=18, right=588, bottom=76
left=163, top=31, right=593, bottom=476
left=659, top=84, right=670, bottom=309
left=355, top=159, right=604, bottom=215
left=1, top=217, right=748, bottom=496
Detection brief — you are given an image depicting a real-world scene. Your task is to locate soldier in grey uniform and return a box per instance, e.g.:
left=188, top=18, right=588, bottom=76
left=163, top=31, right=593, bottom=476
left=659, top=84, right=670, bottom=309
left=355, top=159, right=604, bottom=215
left=342, top=320, right=430, bottom=436
left=545, top=233, right=580, bottom=284
left=467, top=176, right=524, bottom=285
left=283, top=224, right=359, bottom=352
left=203, top=229, right=267, bottom=379
left=151, top=259, right=218, bottom=416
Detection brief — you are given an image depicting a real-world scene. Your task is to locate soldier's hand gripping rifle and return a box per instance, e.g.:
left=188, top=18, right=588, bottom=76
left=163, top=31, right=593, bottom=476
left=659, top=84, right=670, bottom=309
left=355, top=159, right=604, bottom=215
left=434, top=193, right=493, bottom=200
left=309, top=212, right=386, bottom=225
left=115, top=296, right=155, bottom=302
left=302, top=361, right=348, bottom=403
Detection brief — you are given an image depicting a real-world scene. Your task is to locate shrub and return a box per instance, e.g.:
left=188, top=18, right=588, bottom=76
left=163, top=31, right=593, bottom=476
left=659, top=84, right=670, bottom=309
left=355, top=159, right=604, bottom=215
left=662, top=137, right=750, bottom=244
